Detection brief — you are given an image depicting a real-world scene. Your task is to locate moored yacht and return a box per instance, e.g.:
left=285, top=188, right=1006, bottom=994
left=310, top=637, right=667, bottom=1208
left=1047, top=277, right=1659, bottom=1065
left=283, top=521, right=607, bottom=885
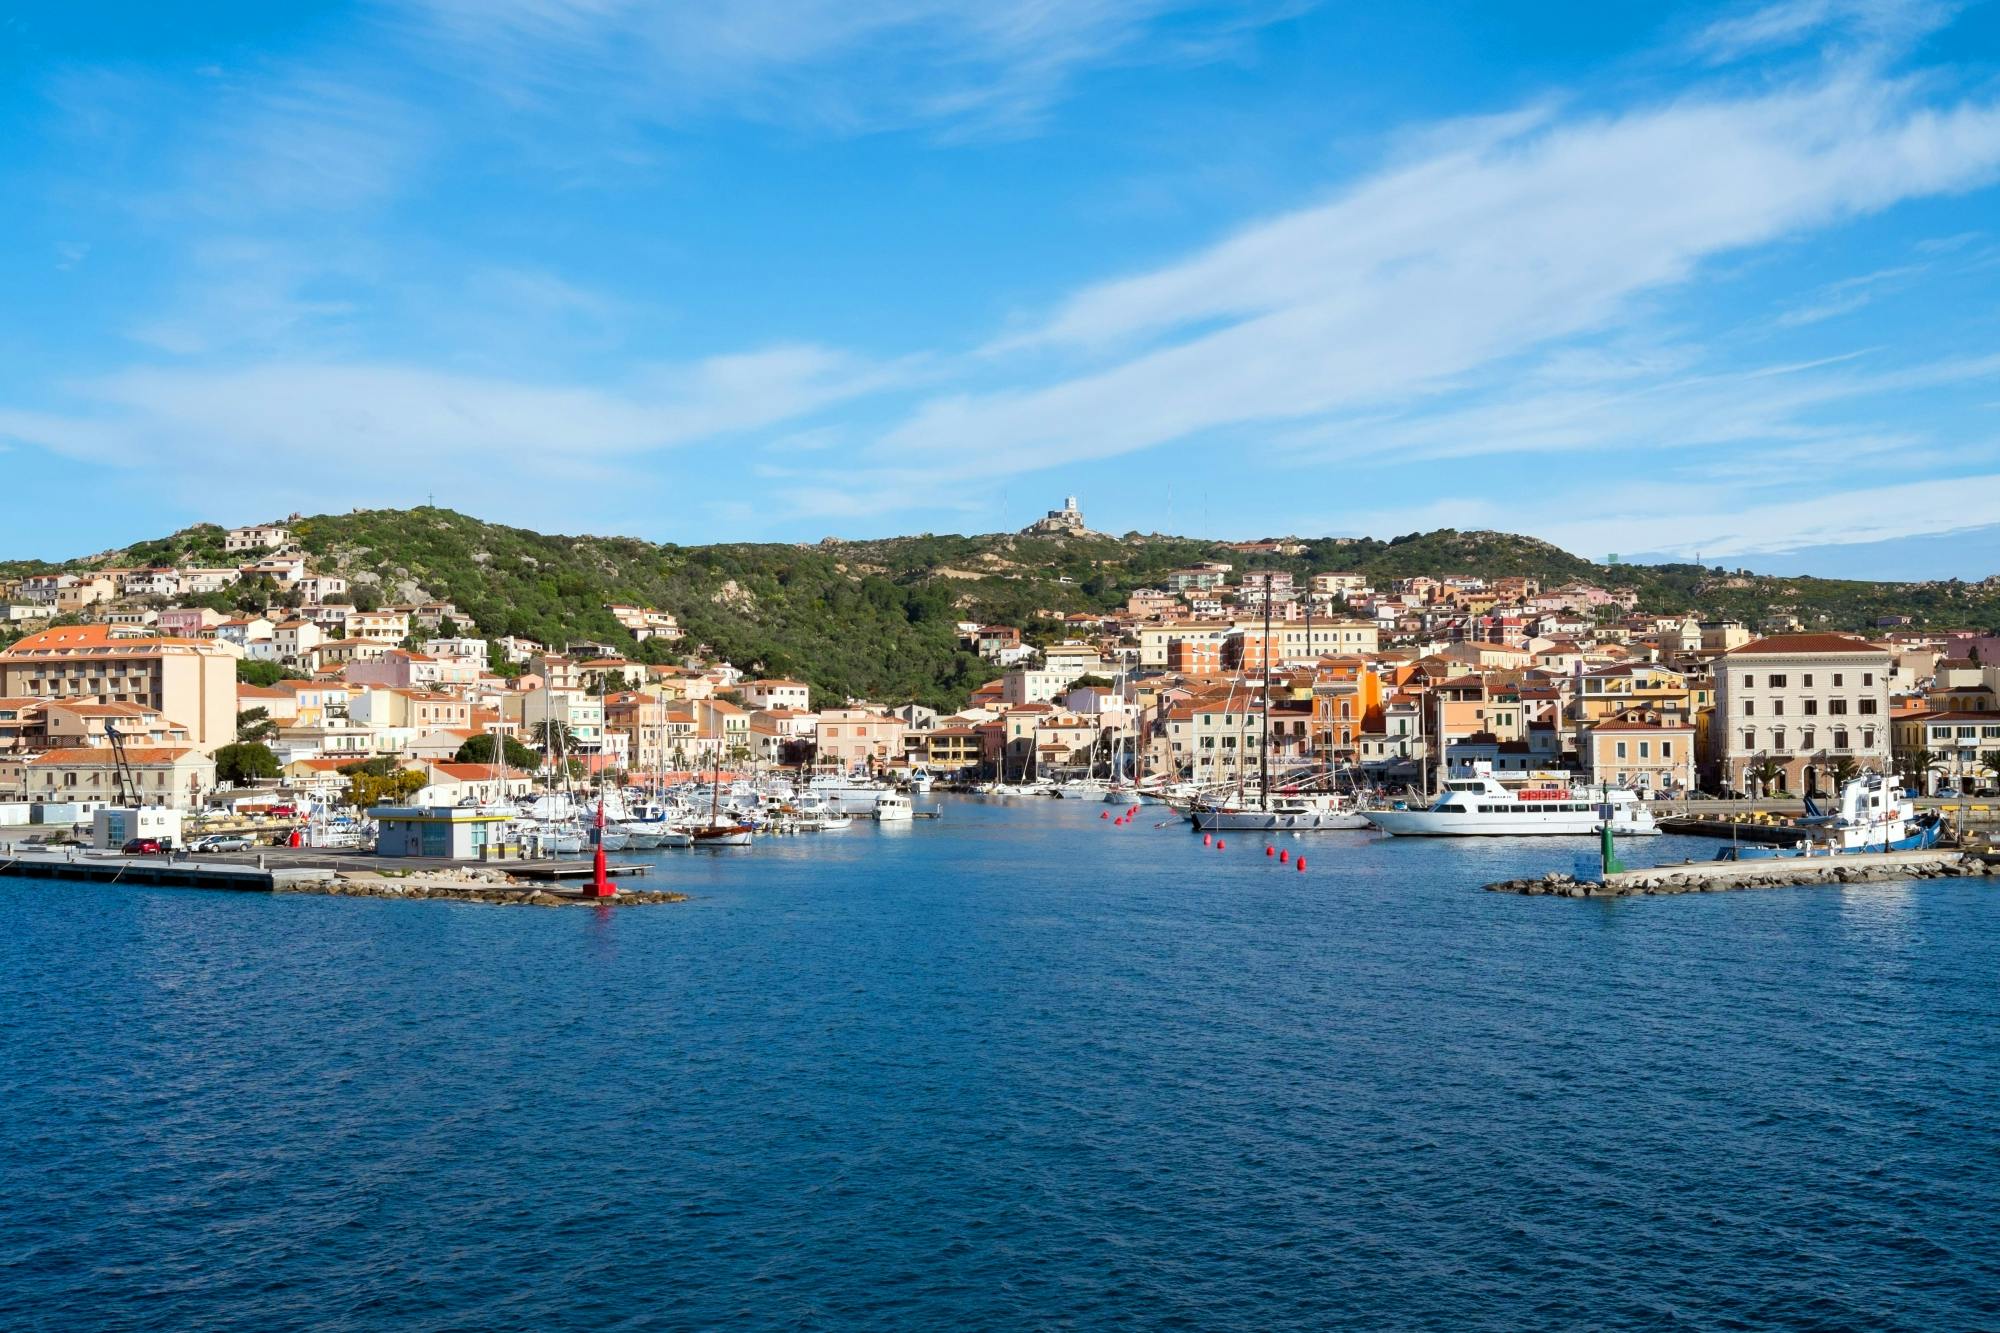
left=1365, top=769, right=1659, bottom=837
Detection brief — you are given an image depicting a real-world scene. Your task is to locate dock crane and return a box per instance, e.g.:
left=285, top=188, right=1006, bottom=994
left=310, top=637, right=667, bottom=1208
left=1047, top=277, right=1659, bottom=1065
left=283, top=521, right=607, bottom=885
left=103, top=720, right=144, bottom=807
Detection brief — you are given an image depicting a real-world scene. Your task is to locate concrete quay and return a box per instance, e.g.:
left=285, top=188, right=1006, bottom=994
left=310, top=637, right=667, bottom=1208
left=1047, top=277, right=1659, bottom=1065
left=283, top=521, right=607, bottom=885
left=1485, top=850, right=1998, bottom=898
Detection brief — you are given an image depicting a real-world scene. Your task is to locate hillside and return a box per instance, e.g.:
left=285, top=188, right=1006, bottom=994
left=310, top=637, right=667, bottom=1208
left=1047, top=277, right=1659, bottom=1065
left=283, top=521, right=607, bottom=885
left=16, top=509, right=2000, bottom=707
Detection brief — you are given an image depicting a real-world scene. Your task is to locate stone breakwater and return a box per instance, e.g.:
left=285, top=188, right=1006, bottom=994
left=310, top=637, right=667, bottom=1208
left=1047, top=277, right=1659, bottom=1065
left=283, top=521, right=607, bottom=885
left=1485, top=853, right=1997, bottom=898
left=277, top=870, right=688, bottom=907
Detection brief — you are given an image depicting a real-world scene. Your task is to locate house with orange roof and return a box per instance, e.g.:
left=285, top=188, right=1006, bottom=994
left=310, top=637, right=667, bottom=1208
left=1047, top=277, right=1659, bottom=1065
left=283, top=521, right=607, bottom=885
left=0, top=624, right=237, bottom=751
left=14, top=745, right=214, bottom=809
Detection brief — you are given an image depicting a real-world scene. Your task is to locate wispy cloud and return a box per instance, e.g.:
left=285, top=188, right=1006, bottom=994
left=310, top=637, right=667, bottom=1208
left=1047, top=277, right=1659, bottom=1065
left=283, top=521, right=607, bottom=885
left=1690, top=0, right=1958, bottom=63
left=392, top=0, right=1308, bottom=135
left=855, top=72, right=2000, bottom=488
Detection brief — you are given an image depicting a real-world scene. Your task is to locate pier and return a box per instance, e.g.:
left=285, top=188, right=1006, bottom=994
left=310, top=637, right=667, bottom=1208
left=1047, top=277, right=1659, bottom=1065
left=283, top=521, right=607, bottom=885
left=1485, top=849, right=2000, bottom=897
left=0, top=846, right=671, bottom=905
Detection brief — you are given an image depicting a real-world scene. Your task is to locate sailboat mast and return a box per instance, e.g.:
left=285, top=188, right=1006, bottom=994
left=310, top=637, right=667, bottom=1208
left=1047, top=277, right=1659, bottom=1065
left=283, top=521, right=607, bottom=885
left=1259, top=571, right=1272, bottom=809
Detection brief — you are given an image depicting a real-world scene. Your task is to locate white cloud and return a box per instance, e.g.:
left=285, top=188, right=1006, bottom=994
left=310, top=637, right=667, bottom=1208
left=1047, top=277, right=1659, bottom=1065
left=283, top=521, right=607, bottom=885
left=0, top=347, right=908, bottom=526
left=860, top=72, right=2000, bottom=484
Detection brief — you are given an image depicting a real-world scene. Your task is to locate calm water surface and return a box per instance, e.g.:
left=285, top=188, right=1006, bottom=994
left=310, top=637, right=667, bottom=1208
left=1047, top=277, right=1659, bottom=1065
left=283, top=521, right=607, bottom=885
left=2, top=799, right=1996, bottom=1331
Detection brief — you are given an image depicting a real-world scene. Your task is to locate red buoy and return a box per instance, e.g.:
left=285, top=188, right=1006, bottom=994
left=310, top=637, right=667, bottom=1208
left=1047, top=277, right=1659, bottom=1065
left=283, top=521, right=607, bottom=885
left=1216, top=839, right=1226, bottom=851
left=1265, top=845, right=1274, bottom=857
left=1203, top=833, right=1212, bottom=846
left=1101, top=810, right=1110, bottom=819
left=1279, top=848, right=1289, bottom=863
left=1296, top=856, right=1307, bottom=872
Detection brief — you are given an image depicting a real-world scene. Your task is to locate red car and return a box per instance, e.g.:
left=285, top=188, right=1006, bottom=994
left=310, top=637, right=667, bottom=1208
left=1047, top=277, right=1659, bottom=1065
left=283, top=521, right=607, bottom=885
left=121, top=837, right=166, bottom=854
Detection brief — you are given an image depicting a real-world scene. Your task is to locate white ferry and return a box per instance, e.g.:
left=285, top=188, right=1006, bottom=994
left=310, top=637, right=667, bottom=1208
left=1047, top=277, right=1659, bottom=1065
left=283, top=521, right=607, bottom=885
left=1365, top=771, right=1659, bottom=837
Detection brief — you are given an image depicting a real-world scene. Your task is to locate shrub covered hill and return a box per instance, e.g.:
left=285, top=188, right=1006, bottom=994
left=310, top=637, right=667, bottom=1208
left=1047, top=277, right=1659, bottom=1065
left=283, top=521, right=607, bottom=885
left=32, top=507, right=2000, bottom=709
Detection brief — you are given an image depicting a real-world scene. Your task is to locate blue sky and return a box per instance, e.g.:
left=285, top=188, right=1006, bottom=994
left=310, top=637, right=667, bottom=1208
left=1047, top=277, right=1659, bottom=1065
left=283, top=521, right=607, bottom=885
left=4, top=1, right=2000, bottom=575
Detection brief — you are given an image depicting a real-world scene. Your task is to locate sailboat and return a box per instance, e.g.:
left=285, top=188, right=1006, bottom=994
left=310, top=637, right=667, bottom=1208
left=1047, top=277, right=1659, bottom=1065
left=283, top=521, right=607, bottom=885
left=1187, top=574, right=1370, bottom=832
left=690, top=749, right=755, bottom=847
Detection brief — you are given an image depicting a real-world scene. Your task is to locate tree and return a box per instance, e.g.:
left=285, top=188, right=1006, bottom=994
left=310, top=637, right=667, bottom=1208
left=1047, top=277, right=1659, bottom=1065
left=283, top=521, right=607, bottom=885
left=340, top=755, right=404, bottom=778
left=454, top=734, right=540, bottom=770
left=529, top=718, right=575, bottom=758
left=346, top=767, right=427, bottom=809
left=213, top=742, right=280, bottom=785
left=236, top=706, right=277, bottom=743
left=1981, top=749, right=2000, bottom=791
left=351, top=584, right=383, bottom=612
left=436, top=615, right=460, bottom=639
left=1828, top=756, right=1859, bottom=791
left=1749, top=758, right=1787, bottom=797
left=1900, top=747, right=1934, bottom=791
left=236, top=659, right=303, bottom=687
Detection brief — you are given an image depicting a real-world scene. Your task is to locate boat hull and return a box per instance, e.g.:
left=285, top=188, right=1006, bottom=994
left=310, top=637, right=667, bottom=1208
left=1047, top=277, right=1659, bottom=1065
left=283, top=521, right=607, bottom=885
left=1190, top=808, right=1372, bottom=831
left=1364, top=810, right=1659, bottom=837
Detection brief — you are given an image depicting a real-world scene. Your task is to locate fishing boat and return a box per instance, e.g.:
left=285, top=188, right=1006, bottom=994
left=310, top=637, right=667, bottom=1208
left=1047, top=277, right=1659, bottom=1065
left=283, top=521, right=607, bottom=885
left=873, top=792, right=914, bottom=822
left=1715, top=773, right=1942, bottom=860
left=1365, top=767, right=1659, bottom=837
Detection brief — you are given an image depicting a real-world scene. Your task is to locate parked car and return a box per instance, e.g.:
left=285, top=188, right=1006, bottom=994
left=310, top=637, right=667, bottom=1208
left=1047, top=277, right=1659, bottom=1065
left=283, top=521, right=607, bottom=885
left=190, top=834, right=254, bottom=853
left=1936, top=787, right=1960, bottom=798
left=121, top=837, right=166, bottom=854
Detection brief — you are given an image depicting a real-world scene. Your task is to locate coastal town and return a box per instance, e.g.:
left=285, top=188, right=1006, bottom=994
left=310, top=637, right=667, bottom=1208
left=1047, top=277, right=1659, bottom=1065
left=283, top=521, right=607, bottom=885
left=0, top=498, right=1997, bottom=837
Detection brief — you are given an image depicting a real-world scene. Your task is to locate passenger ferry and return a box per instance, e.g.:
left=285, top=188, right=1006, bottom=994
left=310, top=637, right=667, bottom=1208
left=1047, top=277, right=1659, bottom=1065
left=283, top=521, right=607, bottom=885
left=1365, top=769, right=1659, bottom=837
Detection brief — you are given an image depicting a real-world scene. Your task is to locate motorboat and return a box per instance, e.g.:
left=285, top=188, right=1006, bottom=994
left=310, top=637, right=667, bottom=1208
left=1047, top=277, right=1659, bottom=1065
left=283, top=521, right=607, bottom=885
left=873, top=793, right=914, bottom=822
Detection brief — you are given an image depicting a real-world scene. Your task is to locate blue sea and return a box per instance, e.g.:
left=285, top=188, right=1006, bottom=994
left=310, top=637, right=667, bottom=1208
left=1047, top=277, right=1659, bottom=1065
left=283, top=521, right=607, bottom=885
left=2, top=799, right=1996, bottom=1331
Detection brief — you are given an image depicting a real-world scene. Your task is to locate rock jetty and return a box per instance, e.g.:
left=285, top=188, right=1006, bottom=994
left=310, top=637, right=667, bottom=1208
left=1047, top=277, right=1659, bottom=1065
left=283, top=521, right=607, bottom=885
left=1486, top=853, right=1997, bottom=898
left=277, top=869, right=688, bottom=907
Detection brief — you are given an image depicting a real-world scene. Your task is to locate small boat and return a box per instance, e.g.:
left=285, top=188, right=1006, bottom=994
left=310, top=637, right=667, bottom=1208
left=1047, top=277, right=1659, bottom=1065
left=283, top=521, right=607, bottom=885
left=873, top=793, right=914, bottom=822
left=1715, top=773, right=1943, bottom=860
left=1189, top=791, right=1372, bottom=832
left=690, top=821, right=754, bottom=847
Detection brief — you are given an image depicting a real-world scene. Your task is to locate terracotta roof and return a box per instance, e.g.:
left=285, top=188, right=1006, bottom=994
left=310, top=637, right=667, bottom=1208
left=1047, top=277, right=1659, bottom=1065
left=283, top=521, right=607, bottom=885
left=1729, top=633, right=1885, bottom=656
left=1589, top=719, right=1694, bottom=732
left=0, top=625, right=210, bottom=654
left=30, top=745, right=196, bottom=765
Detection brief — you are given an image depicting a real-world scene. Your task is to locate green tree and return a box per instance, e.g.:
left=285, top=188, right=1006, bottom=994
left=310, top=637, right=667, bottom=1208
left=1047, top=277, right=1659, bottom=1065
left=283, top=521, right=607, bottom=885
left=346, top=767, right=427, bottom=809
left=1981, top=749, right=2000, bottom=791
left=236, top=706, right=277, bottom=743
left=351, top=583, right=384, bottom=612
left=1749, top=758, right=1787, bottom=797
left=1828, top=756, right=1859, bottom=791
left=529, top=718, right=574, bottom=757
left=236, top=659, right=303, bottom=687
left=213, top=742, right=280, bottom=785
left=453, top=734, right=541, bottom=769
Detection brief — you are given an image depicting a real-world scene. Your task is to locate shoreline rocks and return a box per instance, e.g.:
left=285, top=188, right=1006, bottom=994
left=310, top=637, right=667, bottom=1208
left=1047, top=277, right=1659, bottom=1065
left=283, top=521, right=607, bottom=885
left=1485, top=854, right=1997, bottom=897
left=276, top=871, right=688, bottom=906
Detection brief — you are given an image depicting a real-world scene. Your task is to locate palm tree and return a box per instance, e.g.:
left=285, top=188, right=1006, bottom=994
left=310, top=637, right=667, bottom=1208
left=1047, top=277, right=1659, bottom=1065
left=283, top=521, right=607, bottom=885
left=1749, top=757, right=1787, bottom=798
left=1981, top=748, right=2000, bottom=793
left=1901, top=747, right=1934, bottom=792
left=1829, top=756, right=1859, bottom=791
left=529, top=719, right=575, bottom=762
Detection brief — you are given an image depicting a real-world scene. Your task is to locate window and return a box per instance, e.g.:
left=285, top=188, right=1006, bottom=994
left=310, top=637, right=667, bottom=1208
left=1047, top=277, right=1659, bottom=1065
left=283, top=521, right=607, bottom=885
left=1862, top=728, right=1876, bottom=749
left=1833, top=728, right=1850, bottom=750
left=1832, top=673, right=1843, bottom=687
left=1803, top=674, right=1814, bottom=688
left=1829, top=699, right=1848, bottom=715
left=1639, top=741, right=1652, bottom=758
left=1769, top=674, right=1788, bottom=688
left=1804, top=699, right=1818, bottom=715
left=1863, top=673, right=1874, bottom=686
left=1662, top=741, right=1674, bottom=758
left=1744, top=700, right=1756, bottom=716
left=1859, top=699, right=1877, bottom=716
left=1773, top=728, right=1786, bottom=751
left=1615, top=740, right=1628, bottom=759
left=1743, top=674, right=1757, bottom=688
left=1773, top=700, right=1785, bottom=716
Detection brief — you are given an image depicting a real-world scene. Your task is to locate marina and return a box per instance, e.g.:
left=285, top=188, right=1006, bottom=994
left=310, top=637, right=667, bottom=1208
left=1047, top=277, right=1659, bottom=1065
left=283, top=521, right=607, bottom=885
left=3, top=795, right=1994, bottom=1330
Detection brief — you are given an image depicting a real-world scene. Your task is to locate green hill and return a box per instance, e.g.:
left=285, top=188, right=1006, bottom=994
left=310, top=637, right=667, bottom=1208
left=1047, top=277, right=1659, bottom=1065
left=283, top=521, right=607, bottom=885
left=16, top=508, right=2000, bottom=707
